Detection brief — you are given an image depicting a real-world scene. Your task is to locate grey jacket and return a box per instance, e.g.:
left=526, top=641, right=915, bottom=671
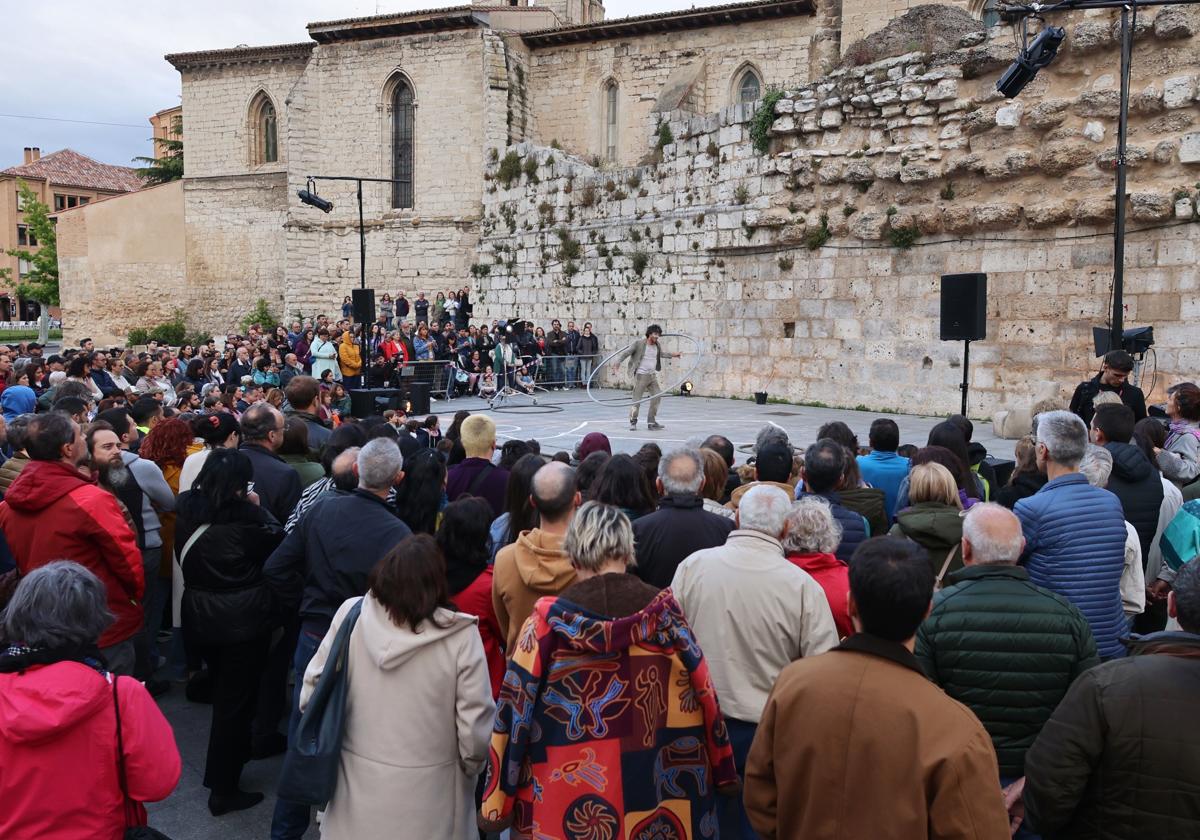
left=616, top=338, right=661, bottom=376
left=121, top=451, right=176, bottom=549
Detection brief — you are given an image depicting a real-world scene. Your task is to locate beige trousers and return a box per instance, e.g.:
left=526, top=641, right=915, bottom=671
left=630, top=372, right=661, bottom=424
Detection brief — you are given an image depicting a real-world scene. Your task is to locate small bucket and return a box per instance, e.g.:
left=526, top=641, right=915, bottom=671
left=753, top=391, right=768, bottom=405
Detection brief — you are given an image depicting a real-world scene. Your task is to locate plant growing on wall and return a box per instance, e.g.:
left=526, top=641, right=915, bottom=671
left=630, top=250, right=650, bottom=277
left=6, top=181, right=59, bottom=311
left=749, top=87, right=785, bottom=155
left=804, top=213, right=831, bottom=251
left=555, top=227, right=581, bottom=262
left=497, top=151, right=522, bottom=188
left=887, top=224, right=921, bottom=250
left=241, top=298, right=279, bottom=332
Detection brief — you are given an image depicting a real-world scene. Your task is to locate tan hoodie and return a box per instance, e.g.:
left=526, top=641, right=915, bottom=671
left=492, top=528, right=576, bottom=652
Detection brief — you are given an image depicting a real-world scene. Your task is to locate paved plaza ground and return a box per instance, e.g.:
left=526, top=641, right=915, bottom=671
left=147, top=390, right=1014, bottom=838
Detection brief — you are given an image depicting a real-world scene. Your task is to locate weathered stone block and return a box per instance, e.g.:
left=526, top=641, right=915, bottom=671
left=1039, top=141, right=1094, bottom=176
left=995, top=102, right=1023, bottom=128
left=1130, top=192, right=1174, bottom=221
left=1083, top=121, right=1105, bottom=143
left=850, top=212, right=887, bottom=239
left=1154, top=6, right=1197, bottom=39
left=1026, top=99, right=1071, bottom=129
left=1073, top=90, right=1121, bottom=118
left=1025, top=201, right=1076, bottom=228
left=1071, top=21, right=1112, bottom=52
left=1164, top=76, right=1197, bottom=109
left=974, top=203, right=1022, bottom=230
left=1155, top=139, right=1178, bottom=163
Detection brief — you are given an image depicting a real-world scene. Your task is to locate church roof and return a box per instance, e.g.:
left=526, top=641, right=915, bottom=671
left=1, top=149, right=143, bottom=193
left=307, top=6, right=484, bottom=43
left=166, top=42, right=315, bottom=71
left=521, top=0, right=815, bottom=47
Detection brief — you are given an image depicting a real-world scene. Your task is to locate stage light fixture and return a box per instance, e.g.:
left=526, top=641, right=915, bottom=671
left=297, top=178, right=334, bottom=213
left=679, top=380, right=693, bottom=396
left=996, top=25, right=1066, bottom=98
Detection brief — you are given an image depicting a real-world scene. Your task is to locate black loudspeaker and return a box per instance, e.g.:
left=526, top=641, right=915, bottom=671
left=939, top=273, right=987, bottom=341
left=351, top=288, right=376, bottom=325
left=350, top=388, right=403, bottom=419
left=408, top=381, right=431, bottom=416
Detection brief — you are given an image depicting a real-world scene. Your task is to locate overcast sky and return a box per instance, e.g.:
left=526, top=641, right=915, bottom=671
left=2, top=0, right=731, bottom=169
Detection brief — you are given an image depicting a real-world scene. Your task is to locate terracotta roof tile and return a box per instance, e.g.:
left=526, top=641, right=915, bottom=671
left=1, top=149, right=143, bottom=193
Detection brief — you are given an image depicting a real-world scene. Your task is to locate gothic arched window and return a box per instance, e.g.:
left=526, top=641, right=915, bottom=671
left=603, top=81, right=619, bottom=163
left=391, top=79, right=415, bottom=209
left=736, top=68, right=762, bottom=105
left=250, top=92, right=278, bottom=165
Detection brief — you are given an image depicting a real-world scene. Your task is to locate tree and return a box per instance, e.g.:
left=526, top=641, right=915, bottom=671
left=132, top=115, right=184, bottom=185
left=6, top=180, right=58, bottom=309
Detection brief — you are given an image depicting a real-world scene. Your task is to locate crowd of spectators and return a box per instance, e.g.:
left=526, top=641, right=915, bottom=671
left=0, top=328, right=1198, bottom=839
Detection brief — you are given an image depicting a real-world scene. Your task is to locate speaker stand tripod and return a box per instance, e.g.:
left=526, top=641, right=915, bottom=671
left=959, top=339, right=971, bottom=417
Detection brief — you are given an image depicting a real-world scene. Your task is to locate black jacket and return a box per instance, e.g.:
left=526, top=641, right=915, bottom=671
left=176, top=494, right=285, bottom=644
left=631, top=495, right=735, bottom=589
left=1070, top=373, right=1147, bottom=427
left=240, top=443, right=302, bottom=526
left=1024, top=631, right=1200, bottom=839
left=996, top=470, right=1047, bottom=509
left=262, top=489, right=412, bottom=636
left=1103, top=441, right=1164, bottom=564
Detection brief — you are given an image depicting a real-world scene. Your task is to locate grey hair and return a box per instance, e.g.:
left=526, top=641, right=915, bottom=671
left=782, top=496, right=843, bottom=555
left=2, top=561, right=113, bottom=649
left=1079, top=443, right=1113, bottom=487
left=1035, top=410, right=1089, bottom=469
left=1173, top=558, right=1200, bottom=633
left=7, top=413, right=34, bottom=452
left=357, top=438, right=403, bottom=491
left=755, top=422, right=790, bottom=454
left=962, top=502, right=1024, bottom=565
left=563, top=501, right=636, bottom=572
left=659, top=448, right=704, bottom=496
left=738, top=485, right=792, bottom=538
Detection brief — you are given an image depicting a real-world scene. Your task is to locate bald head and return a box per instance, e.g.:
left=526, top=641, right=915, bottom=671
left=962, top=503, right=1025, bottom=566
left=331, top=447, right=361, bottom=492
left=531, top=461, right=578, bottom=523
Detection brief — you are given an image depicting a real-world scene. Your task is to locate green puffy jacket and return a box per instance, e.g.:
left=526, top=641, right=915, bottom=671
left=915, top=565, right=1099, bottom=777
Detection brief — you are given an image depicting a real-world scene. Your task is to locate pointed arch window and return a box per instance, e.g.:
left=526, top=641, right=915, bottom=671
left=736, top=68, right=762, bottom=105
left=604, top=81, right=619, bottom=163
left=391, top=79, right=415, bottom=209
left=250, top=92, right=278, bottom=165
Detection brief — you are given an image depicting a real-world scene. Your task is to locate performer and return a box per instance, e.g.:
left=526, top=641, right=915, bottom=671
left=1069, top=349, right=1147, bottom=426
left=615, top=324, right=681, bottom=431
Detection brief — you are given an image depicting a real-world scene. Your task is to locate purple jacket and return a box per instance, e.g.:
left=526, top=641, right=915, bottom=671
left=446, top=457, right=510, bottom=517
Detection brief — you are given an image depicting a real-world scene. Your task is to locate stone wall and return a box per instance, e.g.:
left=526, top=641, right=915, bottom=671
left=526, top=14, right=822, bottom=167
left=58, top=181, right=187, bottom=346
left=840, top=0, right=971, bottom=54
left=476, top=9, right=1200, bottom=416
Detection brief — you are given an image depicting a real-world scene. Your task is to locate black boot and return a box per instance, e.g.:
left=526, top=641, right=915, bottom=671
left=208, top=789, right=264, bottom=817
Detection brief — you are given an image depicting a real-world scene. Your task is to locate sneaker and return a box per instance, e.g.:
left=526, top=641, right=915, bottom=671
left=648, top=422, right=665, bottom=431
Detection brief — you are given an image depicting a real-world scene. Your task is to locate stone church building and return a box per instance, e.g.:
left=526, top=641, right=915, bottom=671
left=58, top=0, right=1200, bottom=415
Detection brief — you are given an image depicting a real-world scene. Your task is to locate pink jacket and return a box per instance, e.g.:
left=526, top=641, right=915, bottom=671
left=0, top=662, right=181, bottom=839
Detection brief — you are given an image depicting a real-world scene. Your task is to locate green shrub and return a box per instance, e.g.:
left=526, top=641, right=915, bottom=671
left=240, top=298, right=278, bottom=333
left=887, top=224, right=921, bottom=250
left=630, top=250, right=650, bottom=277
left=127, top=328, right=151, bottom=345
left=749, top=87, right=785, bottom=155
left=805, top=213, right=831, bottom=251
left=497, top=151, right=522, bottom=188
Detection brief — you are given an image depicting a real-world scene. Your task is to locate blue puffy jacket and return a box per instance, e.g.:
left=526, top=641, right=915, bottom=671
left=1015, top=473, right=1128, bottom=660
left=797, top=490, right=868, bottom=564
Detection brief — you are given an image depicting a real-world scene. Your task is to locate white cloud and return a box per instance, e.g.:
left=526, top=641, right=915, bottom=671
left=2, top=0, right=731, bottom=168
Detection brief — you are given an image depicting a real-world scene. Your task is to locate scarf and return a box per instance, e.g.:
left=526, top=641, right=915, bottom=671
left=1165, top=419, right=1200, bottom=450
left=0, top=641, right=107, bottom=674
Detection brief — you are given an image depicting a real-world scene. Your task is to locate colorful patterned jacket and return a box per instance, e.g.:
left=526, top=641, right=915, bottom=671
left=480, top=574, right=738, bottom=840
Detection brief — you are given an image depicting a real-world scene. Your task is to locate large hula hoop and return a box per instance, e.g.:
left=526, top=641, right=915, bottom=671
left=585, top=333, right=705, bottom=408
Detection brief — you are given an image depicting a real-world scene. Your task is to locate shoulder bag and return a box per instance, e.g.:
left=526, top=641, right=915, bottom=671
left=934, top=544, right=961, bottom=591
left=276, top=597, right=364, bottom=807
left=112, top=676, right=174, bottom=839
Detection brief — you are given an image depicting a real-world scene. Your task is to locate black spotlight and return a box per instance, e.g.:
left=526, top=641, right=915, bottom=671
left=997, top=25, right=1066, bottom=98
left=679, top=380, right=693, bottom=397
left=297, top=188, right=333, bottom=213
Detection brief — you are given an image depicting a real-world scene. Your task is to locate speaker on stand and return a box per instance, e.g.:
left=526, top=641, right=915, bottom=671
left=939, top=273, right=987, bottom=416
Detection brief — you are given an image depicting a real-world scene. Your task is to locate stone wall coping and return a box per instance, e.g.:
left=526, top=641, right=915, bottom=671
left=165, top=42, right=314, bottom=71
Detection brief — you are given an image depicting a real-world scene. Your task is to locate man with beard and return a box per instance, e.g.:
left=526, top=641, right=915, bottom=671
left=0, top=412, right=143, bottom=674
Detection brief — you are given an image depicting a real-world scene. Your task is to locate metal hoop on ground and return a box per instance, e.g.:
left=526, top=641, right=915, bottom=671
left=585, top=333, right=705, bottom=408
left=490, top=402, right=565, bottom=414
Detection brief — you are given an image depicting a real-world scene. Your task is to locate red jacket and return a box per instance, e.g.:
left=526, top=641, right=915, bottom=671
left=0, top=663, right=181, bottom=839
left=451, top=566, right=505, bottom=698
left=787, top=551, right=854, bottom=638
left=0, top=460, right=144, bottom=647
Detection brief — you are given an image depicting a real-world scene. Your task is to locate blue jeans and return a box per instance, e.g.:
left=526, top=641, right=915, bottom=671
left=719, top=717, right=760, bottom=840
left=270, top=627, right=324, bottom=840
left=546, top=356, right=562, bottom=387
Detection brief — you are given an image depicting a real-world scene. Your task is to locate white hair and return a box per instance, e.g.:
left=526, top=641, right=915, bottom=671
left=357, top=438, right=403, bottom=491
left=1079, top=443, right=1113, bottom=488
left=659, top=448, right=704, bottom=496
left=782, top=496, right=843, bottom=555
left=738, top=485, right=791, bottom=538
left=962, top=502, right=1023, bottom=565
left=1035, top=409, right=1088, bottom=469
left=563, top=501, right=635, bottom=572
